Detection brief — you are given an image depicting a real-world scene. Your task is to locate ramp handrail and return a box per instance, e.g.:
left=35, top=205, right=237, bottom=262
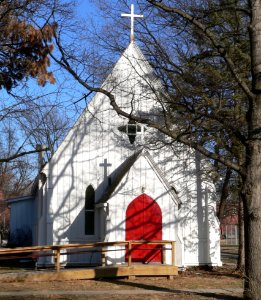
left=0, top=240, right=175, bottom=272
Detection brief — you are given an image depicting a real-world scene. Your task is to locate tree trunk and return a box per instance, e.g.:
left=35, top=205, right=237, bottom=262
left=237, top=199, right=244, bottom=272
left=241, top=97, right=260, bottom=298
left=243, top=1, right=261, bottom=298
left=217, top=168, right=232, bottom=221
left=242, top=97, right=261, bottom=298
left=242, top=156, right=261, bottom=300
left=242, top=91, right=261, bottom=298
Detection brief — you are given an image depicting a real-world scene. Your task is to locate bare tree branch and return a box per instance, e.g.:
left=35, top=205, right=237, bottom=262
left=146, top=0, right=254, bottom=100
left=0, top=147, right=49, bottom=163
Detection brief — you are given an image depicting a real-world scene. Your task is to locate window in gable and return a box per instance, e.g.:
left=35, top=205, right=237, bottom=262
left=118, top=120, right=146, bottom=144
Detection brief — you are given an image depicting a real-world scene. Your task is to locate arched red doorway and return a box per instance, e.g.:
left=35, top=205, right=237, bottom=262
left=125, top=194, right=162, bottom=263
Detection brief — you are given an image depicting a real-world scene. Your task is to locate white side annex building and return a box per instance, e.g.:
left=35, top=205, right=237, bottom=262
left=8, top=9, right=221, bottom=268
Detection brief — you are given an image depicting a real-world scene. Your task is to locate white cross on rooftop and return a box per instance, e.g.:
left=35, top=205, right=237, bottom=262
left=121, top=4, right=143, bottom=42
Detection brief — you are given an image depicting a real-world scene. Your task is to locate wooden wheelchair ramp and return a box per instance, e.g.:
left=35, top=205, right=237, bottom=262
left=0, top=240, right=178, bottom=282
left=0, top=264, right=178, bottom=282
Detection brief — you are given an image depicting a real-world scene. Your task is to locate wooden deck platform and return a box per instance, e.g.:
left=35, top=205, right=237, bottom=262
left=0, top=264, right=178, bottom=282
left=0, top=241, right=178, bottom=282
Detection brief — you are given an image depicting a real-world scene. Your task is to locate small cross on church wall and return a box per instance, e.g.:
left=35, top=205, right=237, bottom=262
left=99, top=158, right=112, bottom=186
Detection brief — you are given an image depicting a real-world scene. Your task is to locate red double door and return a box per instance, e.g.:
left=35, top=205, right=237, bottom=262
left=125, top=194, right=162, bottom=263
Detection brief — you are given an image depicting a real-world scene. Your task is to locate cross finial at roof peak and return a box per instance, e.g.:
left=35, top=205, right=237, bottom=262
left=121, top=4, right=143, bottom=42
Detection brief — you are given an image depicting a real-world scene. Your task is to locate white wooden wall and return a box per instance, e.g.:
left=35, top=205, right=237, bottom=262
left=34, top=42, right=221, bottom=267
left=104, top=155, right=178, bottom=265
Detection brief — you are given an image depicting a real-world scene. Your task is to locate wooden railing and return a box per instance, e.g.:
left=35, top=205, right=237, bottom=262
left=0, top=240, right=175, bottom=272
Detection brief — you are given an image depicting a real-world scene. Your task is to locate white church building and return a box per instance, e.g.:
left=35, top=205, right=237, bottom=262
left=8, top=5, right=221, bottom=269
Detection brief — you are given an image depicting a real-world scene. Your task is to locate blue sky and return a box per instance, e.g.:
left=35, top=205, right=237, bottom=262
left=0, top=0, right=142, bottom=165
left=77, top=1, right=98, bottom=17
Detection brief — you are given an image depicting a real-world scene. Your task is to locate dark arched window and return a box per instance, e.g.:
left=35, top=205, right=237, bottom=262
left=85, top=185, right=95, bottom=235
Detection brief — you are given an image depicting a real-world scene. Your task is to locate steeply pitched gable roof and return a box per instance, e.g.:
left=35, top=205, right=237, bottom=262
left=41, top=41, right=161, bottom=173
left=96, top=148, right=180, bottom=206
left=104, top=41, right=161, bottom=89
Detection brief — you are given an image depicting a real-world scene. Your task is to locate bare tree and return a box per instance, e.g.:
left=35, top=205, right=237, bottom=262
left=18, top=101, right=71, bottom=161
left=0, top=0, right=76, bottom=163
left=0, top=123, right=33, bottom=197
left=46, top=0, right=261, bottom=298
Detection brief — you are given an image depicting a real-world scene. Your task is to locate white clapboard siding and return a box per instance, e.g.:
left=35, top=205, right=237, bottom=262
left=28, top=41, right=222, bottom=267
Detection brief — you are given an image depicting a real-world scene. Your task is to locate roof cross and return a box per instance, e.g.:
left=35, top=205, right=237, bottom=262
left=121, top=4, right=143, bottom=42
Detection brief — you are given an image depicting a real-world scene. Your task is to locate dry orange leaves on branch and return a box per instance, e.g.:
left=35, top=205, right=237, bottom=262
left=0, top=2, right=56, bottom=90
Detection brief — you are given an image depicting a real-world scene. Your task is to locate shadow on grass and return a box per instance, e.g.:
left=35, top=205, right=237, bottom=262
left=182, top=268, right=242, bottom=280
left=101, top=278, right=242, bottom=300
